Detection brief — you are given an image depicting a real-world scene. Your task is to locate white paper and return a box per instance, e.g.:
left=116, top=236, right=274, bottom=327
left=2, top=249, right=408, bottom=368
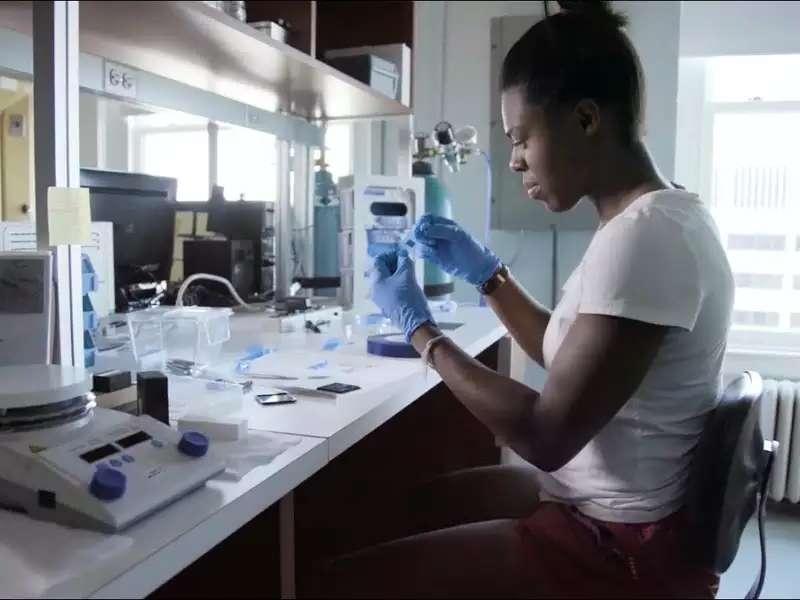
left=211, top=431, right=302, bottom=481
left=245, top=350, right=380, bottom=384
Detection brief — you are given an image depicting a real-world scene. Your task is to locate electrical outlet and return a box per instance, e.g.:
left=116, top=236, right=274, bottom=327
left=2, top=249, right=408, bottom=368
left=103, top=61, right=137, bottom=99
left=8, top=114, right=25, bottom=137
left=246, top=107, right=262, bottom=125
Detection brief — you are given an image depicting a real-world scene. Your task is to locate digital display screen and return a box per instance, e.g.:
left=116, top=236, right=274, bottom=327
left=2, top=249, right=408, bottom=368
left=116, top=430, right=151, bottom=449
left=80, top=444, right=118, bottom=463
left=0, top=259, right=45, bottom=314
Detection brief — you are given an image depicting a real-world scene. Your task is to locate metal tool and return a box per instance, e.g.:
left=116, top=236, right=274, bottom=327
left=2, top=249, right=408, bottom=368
left=274, top=385, right=338, bottom=400
left=247, top=373, right=299, bottom=381
left=166, top=359, right=253, bottom=392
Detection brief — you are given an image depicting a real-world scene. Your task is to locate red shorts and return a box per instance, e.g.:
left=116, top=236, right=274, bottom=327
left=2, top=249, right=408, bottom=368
left=516, top=502, right=719, bottom=599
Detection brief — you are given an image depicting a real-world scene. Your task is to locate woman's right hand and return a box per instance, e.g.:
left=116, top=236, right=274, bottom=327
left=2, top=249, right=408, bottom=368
left=411, top=215, right=501, bottom=286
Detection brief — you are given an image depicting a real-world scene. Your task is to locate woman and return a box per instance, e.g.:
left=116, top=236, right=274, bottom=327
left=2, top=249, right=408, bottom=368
left=327, top=2, right=733, bottom=597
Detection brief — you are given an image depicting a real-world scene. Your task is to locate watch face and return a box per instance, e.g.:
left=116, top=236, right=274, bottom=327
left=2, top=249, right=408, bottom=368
left=0, top=259, right=45, bottom=314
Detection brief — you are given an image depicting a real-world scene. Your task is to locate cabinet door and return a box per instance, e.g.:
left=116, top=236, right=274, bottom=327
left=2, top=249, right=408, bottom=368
left=489, top=15, right=598, bottom=232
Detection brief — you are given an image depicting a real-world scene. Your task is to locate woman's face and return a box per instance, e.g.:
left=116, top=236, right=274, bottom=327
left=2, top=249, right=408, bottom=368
left=500, top=86, right=592, bottom=212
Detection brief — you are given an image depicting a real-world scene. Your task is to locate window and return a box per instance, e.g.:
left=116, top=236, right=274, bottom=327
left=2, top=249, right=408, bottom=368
left=129, top=111, right=209, bottom=202
left=678, top=55, right=800, bottom=353
left=321, top=123, right=353, bottom=182
left=138, top=129, right=209, bottom=202
left=217, top=126, right=278, bottom=201
left=129, top=111, right=279, bottom=203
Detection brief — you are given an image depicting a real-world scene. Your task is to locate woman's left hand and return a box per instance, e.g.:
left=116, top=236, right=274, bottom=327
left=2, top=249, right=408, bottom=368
left=370, top=249, right=435, bottom=342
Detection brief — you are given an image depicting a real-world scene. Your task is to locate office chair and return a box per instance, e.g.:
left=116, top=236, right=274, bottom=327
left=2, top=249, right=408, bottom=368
left=684, top=371, right=777, bottom=599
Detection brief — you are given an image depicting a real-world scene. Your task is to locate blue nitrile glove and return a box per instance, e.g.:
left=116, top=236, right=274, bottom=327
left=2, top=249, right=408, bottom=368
left=411, top=215, right=501, bottom=286
left=370, top=249, right=435, bottom=342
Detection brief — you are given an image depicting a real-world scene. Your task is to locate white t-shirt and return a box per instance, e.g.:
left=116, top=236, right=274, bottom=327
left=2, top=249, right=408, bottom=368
left=539, top=190, right=734, bottom=523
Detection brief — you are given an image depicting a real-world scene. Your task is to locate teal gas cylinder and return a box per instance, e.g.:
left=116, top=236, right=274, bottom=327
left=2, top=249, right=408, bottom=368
left=413, top=160, right=455, bottom=298
left=313, top=165, right=340, bottom=296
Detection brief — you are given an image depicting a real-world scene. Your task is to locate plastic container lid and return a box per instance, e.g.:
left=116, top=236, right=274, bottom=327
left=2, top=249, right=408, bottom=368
left=163, top=307, right=233, bottom=323
left=163, top=307, right=233, bottom=345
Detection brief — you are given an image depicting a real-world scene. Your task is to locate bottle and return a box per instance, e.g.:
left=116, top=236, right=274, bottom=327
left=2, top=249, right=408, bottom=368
left=313, top=160, right=341, bottom=297
left=221, top=1, right=246, bottom=22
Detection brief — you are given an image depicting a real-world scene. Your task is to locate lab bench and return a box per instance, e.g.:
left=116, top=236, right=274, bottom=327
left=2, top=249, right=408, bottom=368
left=0, top=307, right=507, bottom=598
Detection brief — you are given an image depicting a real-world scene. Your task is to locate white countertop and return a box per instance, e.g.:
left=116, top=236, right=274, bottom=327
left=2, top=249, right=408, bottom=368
left=1, top=307, right=506, bottom=598
left=227, top=307, right=506, bottom=458
left=15, top=434, right=327, bottom=599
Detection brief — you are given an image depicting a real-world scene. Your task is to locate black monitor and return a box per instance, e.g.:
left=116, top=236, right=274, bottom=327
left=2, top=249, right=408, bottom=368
left=80, top=168, right=177, bottom=310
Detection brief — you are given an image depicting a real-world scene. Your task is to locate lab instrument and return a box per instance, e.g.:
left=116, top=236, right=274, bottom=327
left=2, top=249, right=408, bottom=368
left=262, top=305, right=343, bottom=334
left=0, top=365, right=225, bottom=532
left=183, top=239, right=257, bottom=300
left=176, top=198, right=275, bottom=297
left=1, top=220, right=116, bottom=319
left=0, top=252, right=53, bottom=366
left=338, top=175, right=425, bottom=312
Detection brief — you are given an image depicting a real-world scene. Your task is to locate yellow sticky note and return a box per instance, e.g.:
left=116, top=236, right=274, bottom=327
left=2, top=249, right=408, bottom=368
left=175, top=211, right=194, bottom=236
left=170, top=258, right=184, bottom=283
left=173, top=237, right=184, bottom=260
left=195, top=211, right=210, bottom=236
left=47, top=187, right=92, bottom=245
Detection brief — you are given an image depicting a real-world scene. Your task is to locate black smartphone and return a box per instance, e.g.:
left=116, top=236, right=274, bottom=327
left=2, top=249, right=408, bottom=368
left=255, top=392, right=297, bottom=405
left=316, top=383, right=361, bottom=394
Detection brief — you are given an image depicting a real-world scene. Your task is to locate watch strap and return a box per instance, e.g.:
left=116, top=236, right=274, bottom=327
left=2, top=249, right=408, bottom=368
left=478, top=264, right=510, bottom=296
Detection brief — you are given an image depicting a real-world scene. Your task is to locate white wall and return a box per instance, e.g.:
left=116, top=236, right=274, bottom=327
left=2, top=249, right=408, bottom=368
left=620, top=0, right=681, bottom=180
left=674, top=58, right=706, bottom=194
left=80, top=94, right=101, bottom=168
left=413, top=0, right=682, bottom=262
left=1, top=93, right=34, bottom=222
left=681, top=1, right=800, bottom=57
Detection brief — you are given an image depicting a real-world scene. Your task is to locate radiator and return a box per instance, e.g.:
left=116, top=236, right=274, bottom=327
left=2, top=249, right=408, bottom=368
left=759, top=379, right=800, bottom=502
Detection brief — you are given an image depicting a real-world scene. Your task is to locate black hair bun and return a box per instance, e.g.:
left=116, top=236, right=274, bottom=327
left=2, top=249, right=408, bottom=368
left=556, top=0, right=629, bottom=29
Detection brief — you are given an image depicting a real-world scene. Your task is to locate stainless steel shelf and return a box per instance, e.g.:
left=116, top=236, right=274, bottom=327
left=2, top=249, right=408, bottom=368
left=0, top=1, right=411, bottom=120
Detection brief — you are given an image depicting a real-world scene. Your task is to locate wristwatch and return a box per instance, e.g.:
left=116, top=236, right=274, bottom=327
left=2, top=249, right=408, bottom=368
left=478, top=263, right=510, bottom=296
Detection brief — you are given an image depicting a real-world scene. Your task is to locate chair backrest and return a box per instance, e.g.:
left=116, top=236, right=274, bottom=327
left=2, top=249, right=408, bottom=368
left=684, top=371, right=766, bottom=574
